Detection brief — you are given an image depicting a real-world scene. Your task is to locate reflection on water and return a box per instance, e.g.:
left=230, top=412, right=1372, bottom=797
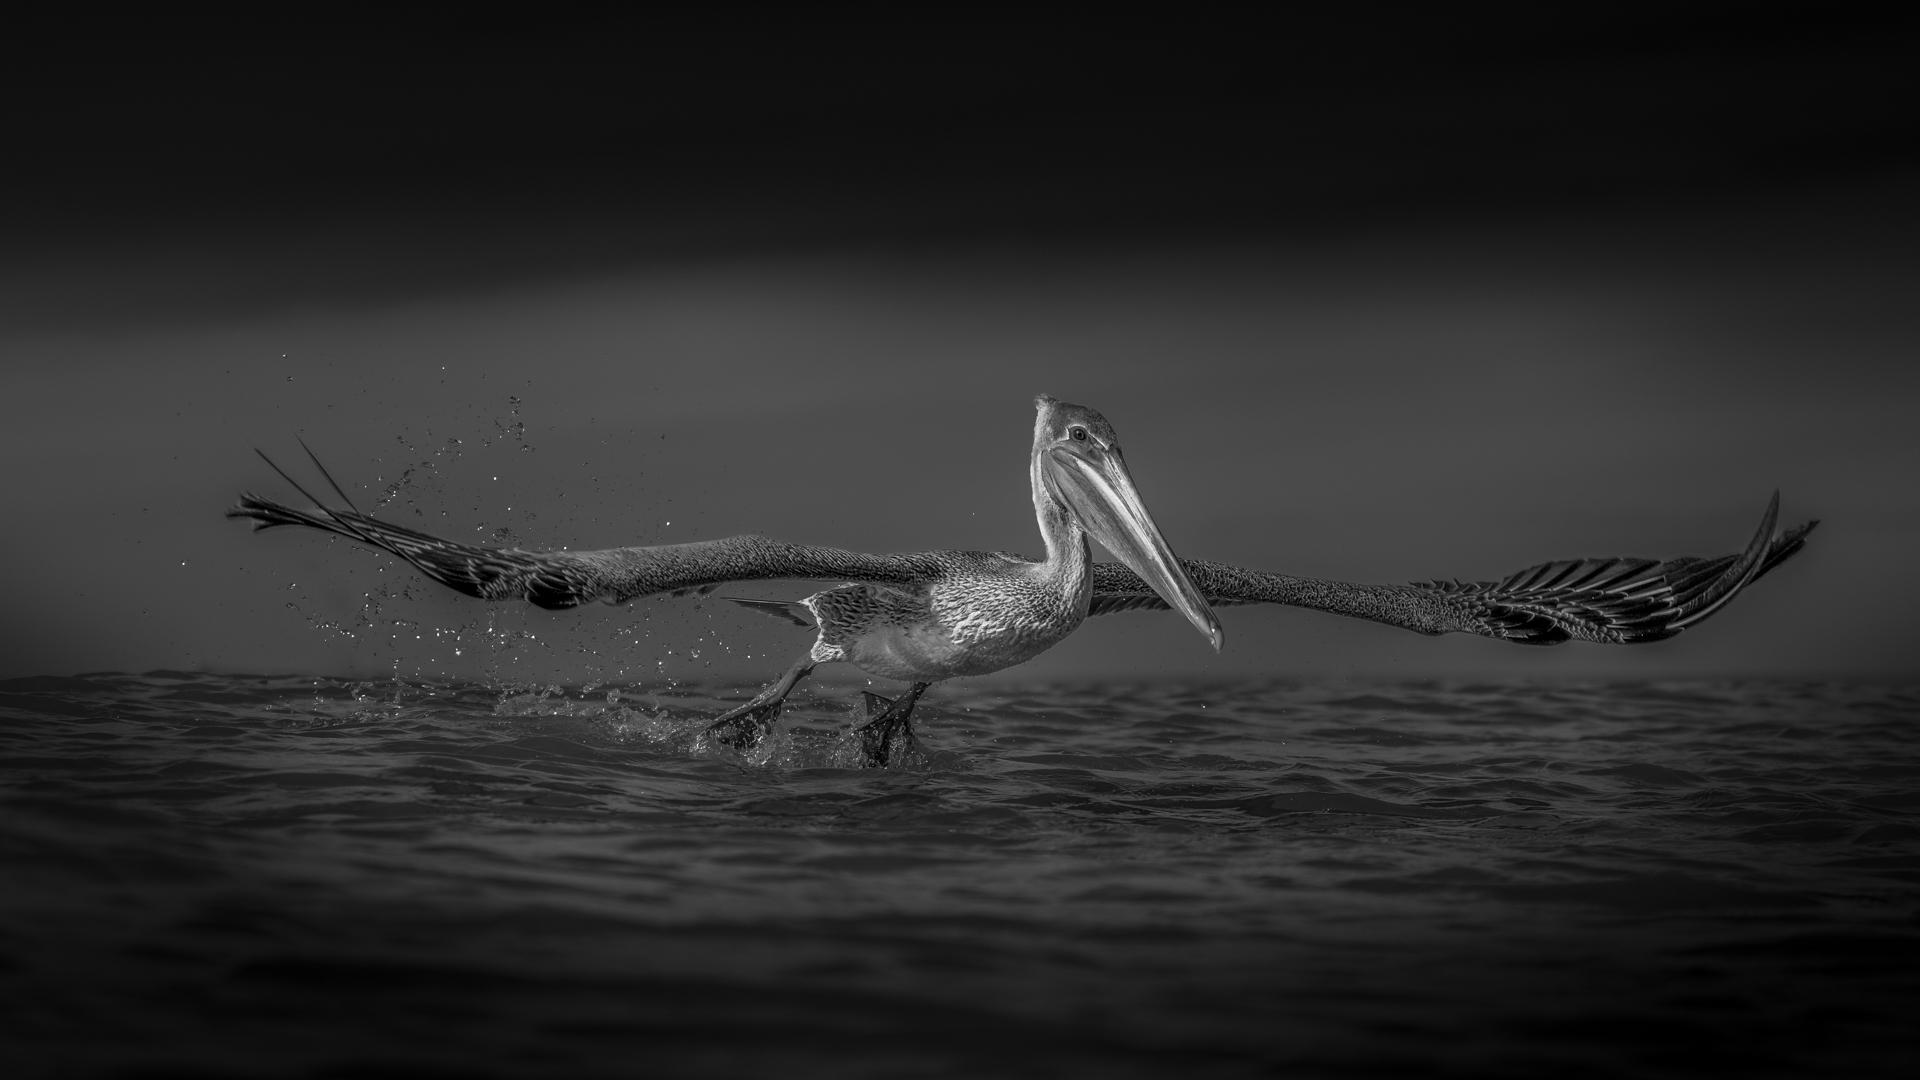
left=2, top=673, right=1916, bottom=1077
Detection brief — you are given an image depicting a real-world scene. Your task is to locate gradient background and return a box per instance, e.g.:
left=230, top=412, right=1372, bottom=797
left=4, top=15, right=1916, bottom=687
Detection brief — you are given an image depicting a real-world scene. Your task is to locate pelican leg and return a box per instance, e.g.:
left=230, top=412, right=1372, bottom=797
left=705, top=655, right=816, bottom=751
left=855, top=682, right=931, bottom=768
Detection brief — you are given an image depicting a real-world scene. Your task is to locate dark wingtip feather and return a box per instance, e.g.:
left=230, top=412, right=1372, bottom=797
left=1666, top=492, right=1778, bottom=631
left=722, top=596, right=816, bottom=628
left=1753, top=518, right=1819, bottom=584
left=296, top=435, right=364, bottom=516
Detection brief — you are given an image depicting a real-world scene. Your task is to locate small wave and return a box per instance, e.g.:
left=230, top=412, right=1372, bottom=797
left=2, top=672, right=1915, bottom=1077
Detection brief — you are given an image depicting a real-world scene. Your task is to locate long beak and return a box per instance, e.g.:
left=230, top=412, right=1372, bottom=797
left=1044, top=445, right=1224, bottom=652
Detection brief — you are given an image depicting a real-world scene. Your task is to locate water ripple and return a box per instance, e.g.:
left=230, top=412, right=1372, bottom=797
left=1, top=672, right=1916, bottom=1076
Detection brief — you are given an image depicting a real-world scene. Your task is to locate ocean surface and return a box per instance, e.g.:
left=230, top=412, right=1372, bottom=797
left=2, top=673, right=1916, bottom=1078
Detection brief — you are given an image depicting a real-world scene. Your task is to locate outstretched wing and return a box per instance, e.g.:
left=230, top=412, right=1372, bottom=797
left=1090, top=493, right=1817, bottom=645
left=233, top=450, right=1816, bottom=645
left=228, top=493, right=945, bottom=609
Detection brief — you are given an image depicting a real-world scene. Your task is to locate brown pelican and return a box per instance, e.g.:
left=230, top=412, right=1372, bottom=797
left=229, top=395, right=1817, bottom=766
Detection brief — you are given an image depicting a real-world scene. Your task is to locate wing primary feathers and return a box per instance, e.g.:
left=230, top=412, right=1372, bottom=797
left=246, top=447, right=381, bottom=551
left=232, top=454, right=957, bottom=610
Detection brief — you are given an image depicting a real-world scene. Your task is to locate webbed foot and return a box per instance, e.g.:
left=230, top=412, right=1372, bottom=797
left=704, top=656, right=817, bottom=753
left=854, top=683, right=929, bottom=768
left=705, top=699, right=785, bottom=750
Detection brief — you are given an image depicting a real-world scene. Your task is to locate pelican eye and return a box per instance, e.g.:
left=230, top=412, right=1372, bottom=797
left=1069, top=426, right=1089, bottom=442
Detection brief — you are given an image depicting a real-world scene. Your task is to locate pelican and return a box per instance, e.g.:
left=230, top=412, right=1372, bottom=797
left=229, top=395, right=1817, bottom=766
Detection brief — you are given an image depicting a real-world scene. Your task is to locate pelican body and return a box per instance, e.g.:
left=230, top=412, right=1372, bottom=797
left=229, top=395, right=1817, bottom=767
left=683, top=396, right=1220, bottom=755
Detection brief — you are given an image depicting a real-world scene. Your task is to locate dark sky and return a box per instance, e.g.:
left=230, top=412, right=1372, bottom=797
left=12, top=14, right=1915, bottom=303
left=5, top=16, right=1916, bottom=684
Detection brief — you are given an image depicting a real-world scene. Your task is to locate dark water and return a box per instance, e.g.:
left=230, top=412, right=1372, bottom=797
left=2, top=673, right=1916, bottom=1078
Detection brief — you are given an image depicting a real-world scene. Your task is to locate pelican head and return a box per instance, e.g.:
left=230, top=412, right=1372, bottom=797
left=1033, top=394, right=1224, bottom=652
